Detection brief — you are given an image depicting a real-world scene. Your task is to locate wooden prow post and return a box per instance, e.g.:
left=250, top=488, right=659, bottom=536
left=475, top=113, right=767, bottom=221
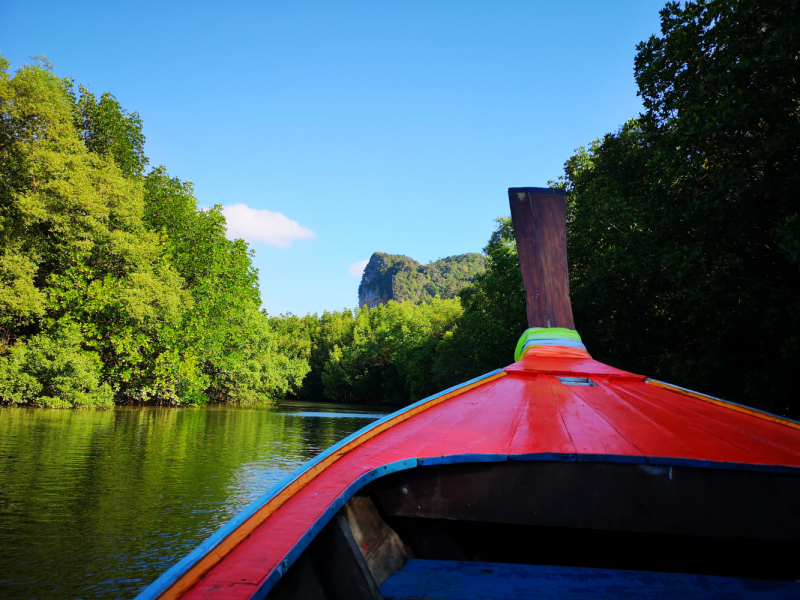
left=508, top=187, right=576, bottom=330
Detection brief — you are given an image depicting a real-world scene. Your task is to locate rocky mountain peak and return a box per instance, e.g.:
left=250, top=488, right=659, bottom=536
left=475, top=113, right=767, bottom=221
left=358, top=252, right=486, bottom=308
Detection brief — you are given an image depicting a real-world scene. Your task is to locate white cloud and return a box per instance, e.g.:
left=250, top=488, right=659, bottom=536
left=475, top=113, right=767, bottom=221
left=221, top=204, right=316, bottom=248
left=348, top=259, right=369, bottom=277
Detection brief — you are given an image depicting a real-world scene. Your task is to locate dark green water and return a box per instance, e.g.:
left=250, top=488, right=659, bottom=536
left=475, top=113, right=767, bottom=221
left=0, top=402, right=390, bottom=600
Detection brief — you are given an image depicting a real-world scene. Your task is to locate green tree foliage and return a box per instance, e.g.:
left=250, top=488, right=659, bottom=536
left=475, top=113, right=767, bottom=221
left=325, top=298, right=463, bottom=404
left=73, top=85, right=148, bottom=178
left=8, top=0, right=791, bottom=413
left=274, top=220, right=525, bottom=407
left=0, top=57, right=306, bottom=407
left=431, top=218, right=527, bottom=388
left=563, top=0, right=800, bottom=417
left=0, top=58, right=188, bottom=406
left=0, top=325, right=113, bottom=408
left=142, top=169, right=308, bottom=404
left=272, top=310, right=355, bottom=401
left=274, top=300, right=463, bottom=406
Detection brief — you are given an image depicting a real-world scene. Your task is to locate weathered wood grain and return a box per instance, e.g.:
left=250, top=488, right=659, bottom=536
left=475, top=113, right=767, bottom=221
left=508, top=187, right=575, bottom=329
left=342, top=496, right=414, bottom=586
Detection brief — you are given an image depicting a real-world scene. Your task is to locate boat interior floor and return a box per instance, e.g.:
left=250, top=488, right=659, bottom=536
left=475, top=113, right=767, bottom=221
left=267, top=461, right=800, bottom=600
left=378, top=559, right=800, bottom=600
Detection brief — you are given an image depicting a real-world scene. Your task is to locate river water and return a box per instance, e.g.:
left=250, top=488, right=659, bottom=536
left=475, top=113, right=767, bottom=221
left=0, top=402, right=391, bottom=600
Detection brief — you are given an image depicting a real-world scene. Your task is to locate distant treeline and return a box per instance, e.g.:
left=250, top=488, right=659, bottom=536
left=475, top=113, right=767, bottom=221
left=272, top=218, right=526, bottom=406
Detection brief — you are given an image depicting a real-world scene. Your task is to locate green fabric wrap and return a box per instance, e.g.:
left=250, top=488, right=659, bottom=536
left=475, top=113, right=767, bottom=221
left=514, top=327, right=584, bottom=362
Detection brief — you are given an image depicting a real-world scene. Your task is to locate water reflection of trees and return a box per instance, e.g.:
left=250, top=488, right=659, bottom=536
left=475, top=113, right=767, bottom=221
left=0, top=405, right=384, bottom=599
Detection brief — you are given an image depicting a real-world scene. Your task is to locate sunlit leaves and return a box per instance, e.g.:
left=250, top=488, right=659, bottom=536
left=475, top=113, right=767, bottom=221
left=0, top=58, right=307, bottom=407
left=566, top=0, right=800, bottom=416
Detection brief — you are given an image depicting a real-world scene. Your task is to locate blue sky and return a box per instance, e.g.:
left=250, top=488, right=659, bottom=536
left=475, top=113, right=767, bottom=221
left=1, top=1, right=664, bottom=316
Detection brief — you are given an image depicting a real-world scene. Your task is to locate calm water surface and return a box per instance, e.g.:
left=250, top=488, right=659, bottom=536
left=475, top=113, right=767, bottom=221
left=0, top=402, right=391, bottom=600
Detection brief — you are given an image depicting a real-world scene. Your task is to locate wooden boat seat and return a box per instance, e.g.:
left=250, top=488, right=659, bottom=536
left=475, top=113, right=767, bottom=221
left=379, top=559, right=800, bottom=600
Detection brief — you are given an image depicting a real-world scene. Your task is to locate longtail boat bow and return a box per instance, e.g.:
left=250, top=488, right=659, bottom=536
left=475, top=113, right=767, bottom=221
left=138, top=187, right=800, bottom=600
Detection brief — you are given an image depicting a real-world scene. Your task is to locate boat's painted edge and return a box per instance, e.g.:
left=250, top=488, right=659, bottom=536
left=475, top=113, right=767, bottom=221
left=138, top=368, right=800, bottom=600
left=250, top=458, right=417, bottom=600
left=646, top=378, right=800, bottom=431
left=418, top=453, right=508, bottom=466
left=245, top=452, right=800, bottom=599
left=509, top=452, right=800, bottom=473
left=415, top=451, right=800, bottom=473
left=136, top=368, right=507, bottom=600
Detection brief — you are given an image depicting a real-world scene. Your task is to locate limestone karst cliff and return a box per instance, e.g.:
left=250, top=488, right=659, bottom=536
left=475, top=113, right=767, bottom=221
left=358, top=252, right=486, bottom=308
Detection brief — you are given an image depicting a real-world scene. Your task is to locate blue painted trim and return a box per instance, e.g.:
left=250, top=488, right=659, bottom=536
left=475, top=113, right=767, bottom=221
left=645, top=455, right=800, bottom=475
left=248, top=453, right=800, bottom=598
left=419, top=453, right=508, bottom=466
left=646, top=378, right=800, bottom=428
left=522, top=339, right=587, bottom=350
left=143, top=447, right=800, bottom=599
left=509, top=452, right=576, bottom=462
left=509, top=452, right=800, bottom=474
left=577, top=453, right=645, bottom=464
left=135, top=368, right=505, bottom=600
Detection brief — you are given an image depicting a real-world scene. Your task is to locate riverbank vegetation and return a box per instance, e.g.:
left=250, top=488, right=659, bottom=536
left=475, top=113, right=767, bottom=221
left=562, top=0, right=799, bottom=418
left=0, top=57, right=308, bottom=407
left=272, top=218, right=525, bottom=406
left=1, top=0, right=797, bottom=416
